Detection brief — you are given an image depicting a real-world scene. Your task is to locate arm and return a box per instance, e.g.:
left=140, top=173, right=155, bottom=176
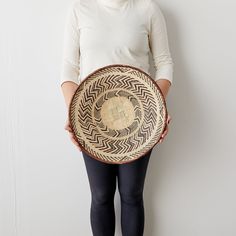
left=61, top=82, right=79, bottom=109
left=60, top=1, right=81, bottom=110
left=148, top=0, right=174, bottom=99
left=60, top=1, right=82, bottom=151
left=155, top=79, right=171, bottom=99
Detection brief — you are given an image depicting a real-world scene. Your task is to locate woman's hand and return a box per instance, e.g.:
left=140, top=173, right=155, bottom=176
left=158, top=114, right=172, bottom=144
left=64, top=118, right=82, bottom=151
left=154, top=79, right=172, bottom=144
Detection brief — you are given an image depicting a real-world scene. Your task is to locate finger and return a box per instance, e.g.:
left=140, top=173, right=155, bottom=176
left=66, top=124, right=73, bottom=132
left=74, top=141, right=82, bottom=151
left=167, top=116, right=172, bottom=124
left=161, top=125, right=168, bottom=136
left=71, top=135, right=81, bottom=148
left=74, top=141, right=81, bottom=151
left=65, top=129, right=73, bottom=134
left=160, top=128, right=168, bottom=141
left=65, top=125, right=72, bottom=132
left=70, top=136, right=80, bottom=147
left=70, top=133, right=78, bottom=142
left=162, top=129, right=168, bottom=138
left=67, top=129, right=73, bottom=134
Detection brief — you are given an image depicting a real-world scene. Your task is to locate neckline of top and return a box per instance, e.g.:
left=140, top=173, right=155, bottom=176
left=96, top=0, right=129, bottom=9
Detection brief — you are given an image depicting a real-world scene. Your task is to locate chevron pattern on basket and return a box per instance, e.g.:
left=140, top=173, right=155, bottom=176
left=69, top=64, right=167, bottom=164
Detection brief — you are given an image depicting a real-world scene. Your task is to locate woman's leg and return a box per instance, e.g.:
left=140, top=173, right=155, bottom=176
left=82, top=151, right=117, bottom=236
left=117, top=148, right=153, bottom=236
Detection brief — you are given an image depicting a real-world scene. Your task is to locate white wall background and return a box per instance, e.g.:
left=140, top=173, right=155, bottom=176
left=1, top=0, right=236, bottom=235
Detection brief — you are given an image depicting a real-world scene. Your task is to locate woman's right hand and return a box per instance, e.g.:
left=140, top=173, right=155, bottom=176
left=64, top=118, right=82, bottom=152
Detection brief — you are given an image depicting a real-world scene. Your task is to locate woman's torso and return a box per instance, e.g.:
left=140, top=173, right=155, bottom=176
left=76, top=0, right=152, bottom=81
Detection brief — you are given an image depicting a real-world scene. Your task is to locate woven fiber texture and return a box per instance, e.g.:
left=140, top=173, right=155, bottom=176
left=69, top=64, right=168, bottom=164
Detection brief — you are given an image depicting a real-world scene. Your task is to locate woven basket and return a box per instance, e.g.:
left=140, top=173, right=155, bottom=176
left=69, top=64, right=168, bottom=164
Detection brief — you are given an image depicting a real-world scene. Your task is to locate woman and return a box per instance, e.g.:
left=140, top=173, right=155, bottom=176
left=60, top=0, right=173, bottom=235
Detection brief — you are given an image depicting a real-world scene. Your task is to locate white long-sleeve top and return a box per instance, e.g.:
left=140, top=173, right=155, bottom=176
left=60, top=0, right=174, bottom=87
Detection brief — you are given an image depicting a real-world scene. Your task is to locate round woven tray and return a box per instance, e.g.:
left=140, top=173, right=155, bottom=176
left=69, top=64, right=168, bottom=164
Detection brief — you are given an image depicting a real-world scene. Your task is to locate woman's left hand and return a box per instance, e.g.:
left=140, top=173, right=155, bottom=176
left=158, top=114, right=172, bottom=143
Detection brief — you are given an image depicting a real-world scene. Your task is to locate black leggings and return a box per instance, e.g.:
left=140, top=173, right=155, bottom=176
left=82, top=148, right=153, bottom=236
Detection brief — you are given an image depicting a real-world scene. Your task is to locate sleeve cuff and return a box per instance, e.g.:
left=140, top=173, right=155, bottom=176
left=60, top=61, right=81, bottom=87
left=154, top=63, right=174, bottom=85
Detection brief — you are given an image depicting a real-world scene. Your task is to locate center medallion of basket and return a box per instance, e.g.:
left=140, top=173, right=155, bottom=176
left=69, top=64, right=168, bottom=164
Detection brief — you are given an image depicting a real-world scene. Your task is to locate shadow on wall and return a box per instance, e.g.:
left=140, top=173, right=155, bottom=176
left=144, top=7, right=207, bottom=236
